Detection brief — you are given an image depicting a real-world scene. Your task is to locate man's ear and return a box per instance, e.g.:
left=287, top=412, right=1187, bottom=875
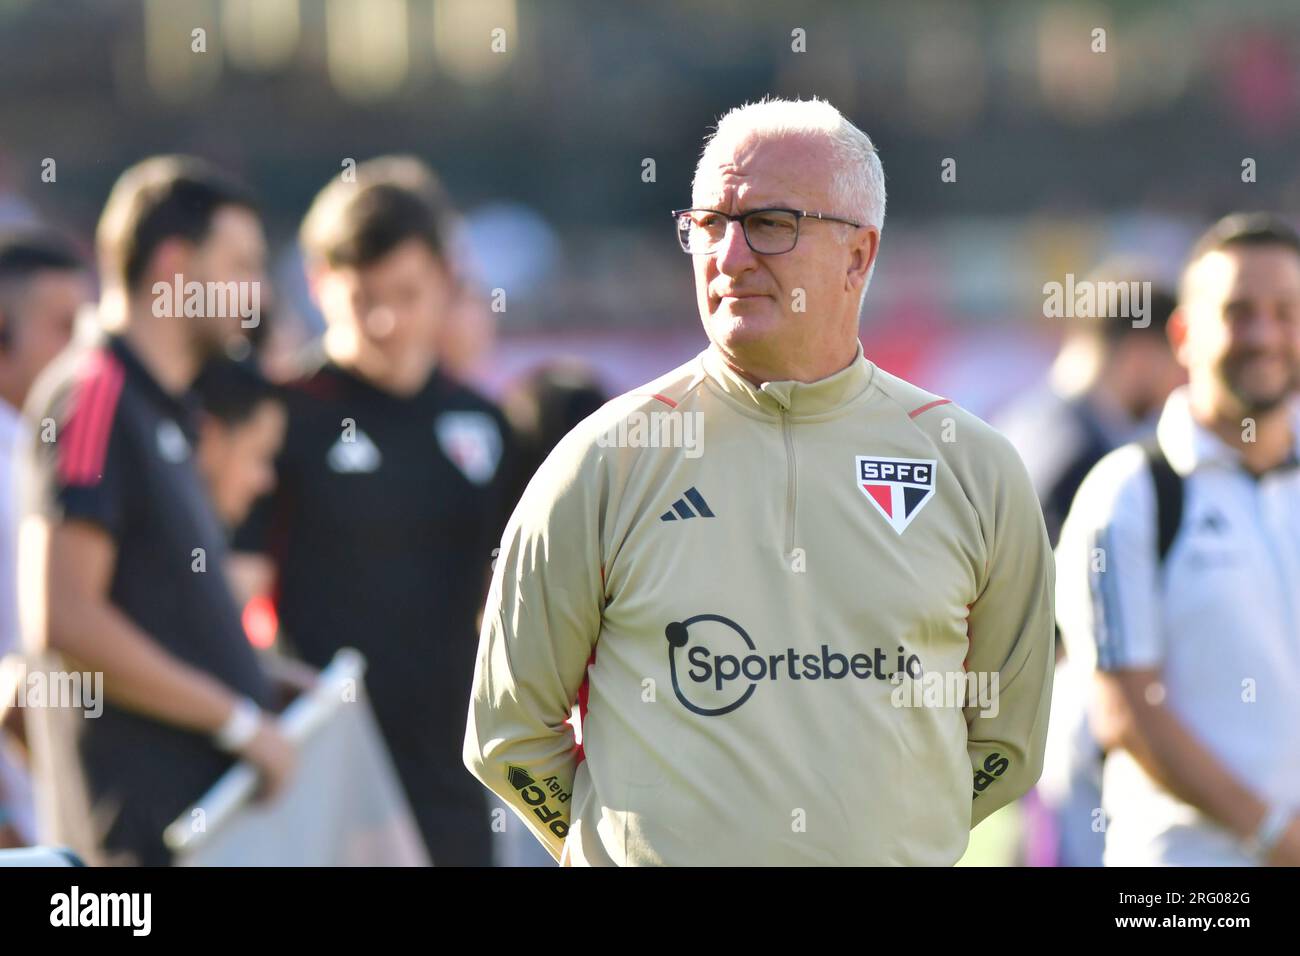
left=846, top=226, right=880, bottom=292
left=196, top=411, right=226, bottom=457
left=143, top=237, right=193, bottom=300
left=1167, top=306, right=1191, bottom=368
left=304, top=261, right=332, bottom=309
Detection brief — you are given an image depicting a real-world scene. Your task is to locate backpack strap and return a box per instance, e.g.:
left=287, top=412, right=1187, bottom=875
left=1140, top=436, right=1184, bottom=565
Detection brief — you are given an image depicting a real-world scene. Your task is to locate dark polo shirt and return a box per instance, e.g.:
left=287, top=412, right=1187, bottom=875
left=24, top=332, right=273, bottom=865
left=236, top=352, right=512, bottom=865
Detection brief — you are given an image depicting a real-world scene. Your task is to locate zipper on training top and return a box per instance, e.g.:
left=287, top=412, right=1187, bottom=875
left=781, top=409, right=797, bottom=555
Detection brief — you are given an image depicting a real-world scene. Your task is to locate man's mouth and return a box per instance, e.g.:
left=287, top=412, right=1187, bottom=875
left=1221, top=351, right=1300, bottom=410
left=1229, top=352, right=1285, bottom=376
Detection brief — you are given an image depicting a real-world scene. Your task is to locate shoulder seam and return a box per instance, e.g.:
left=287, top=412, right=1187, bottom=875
left=869, top=368, right=950, bottom=430
left=619, top=358, right=709, bottom=412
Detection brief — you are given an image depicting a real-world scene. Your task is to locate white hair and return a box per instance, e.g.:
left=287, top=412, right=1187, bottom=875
left=692, top=96, right=887, bottom=233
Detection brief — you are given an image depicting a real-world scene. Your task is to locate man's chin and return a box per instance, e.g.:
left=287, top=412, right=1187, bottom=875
left=191, top=328, right=231, bottom=364
left=706, top=301, right=780, bottom=340
left=1225, top=375, right=1298, bottom=417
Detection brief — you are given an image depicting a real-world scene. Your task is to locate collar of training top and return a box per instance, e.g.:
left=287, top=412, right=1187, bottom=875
left=322, top=355, right=443, bottom=409
left=701, top=340, right=876, bottom=419
left=105, top=333, right=202, bottom=439
left=1157, top=385, right=1300, bottom=477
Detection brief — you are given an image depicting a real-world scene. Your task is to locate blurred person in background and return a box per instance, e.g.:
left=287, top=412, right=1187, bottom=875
left=995, top=265, right=1181, bottom=867
left=191, top=359, right=317, bottom=713
left=500, top=361, right=608, bottom=514
left=234, top=157, right=512, bottom=866
left=1057, top=213, right=1300, bottom=866
left=435, top=283, right=498, bottom=385
left=18, top=156, right=296, bottom=865
left=0, top=228, right=88, bottom=848
left=996, top=264, right=1182, bottom=546
left=192, top=360, right=287, bottom=530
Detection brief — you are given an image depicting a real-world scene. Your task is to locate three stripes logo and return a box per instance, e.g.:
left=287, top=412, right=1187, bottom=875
left=856, top=456, right=937, bottom=535
left=660, top=486, right=714, bottom=521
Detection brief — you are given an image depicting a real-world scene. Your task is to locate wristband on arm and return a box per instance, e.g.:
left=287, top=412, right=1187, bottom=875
left=1243, top=804, right=1291, bottom=861
left=213, top=696, right=262, bottom=753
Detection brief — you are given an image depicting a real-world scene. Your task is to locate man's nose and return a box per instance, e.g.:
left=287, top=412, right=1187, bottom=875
left=364, top=305, right=397, bottom=338
left=1240, top=307, right=1286, bottom=349
left=713, top=219, right=757, bottom=277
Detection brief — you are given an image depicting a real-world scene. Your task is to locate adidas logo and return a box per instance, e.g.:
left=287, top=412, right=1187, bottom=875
left=1197, top=509, right=1228, bottom=534
left=156, top=420, right=190, bottom=463
left=327, top=430, right=382, bottom=474
left=660, top=486, right=715, bottom=521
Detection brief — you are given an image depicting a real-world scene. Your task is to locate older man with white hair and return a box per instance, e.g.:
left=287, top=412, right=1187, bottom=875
left=465, top=97, right=1055, bottom=865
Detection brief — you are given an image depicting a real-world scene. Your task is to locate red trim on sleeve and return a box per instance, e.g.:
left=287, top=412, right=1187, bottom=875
left=574, top=648, right=597, bottom=765
left=962, top=603, right=973, bottom=672
left=628, top=392, right=678, bottom=409
left=58, top=351, right=125, bottom=486
left=908, top=398, right=952, bottom=419
left=59, top=358, right=106, bottom=483
left=574, top=567, right=606, bottom=763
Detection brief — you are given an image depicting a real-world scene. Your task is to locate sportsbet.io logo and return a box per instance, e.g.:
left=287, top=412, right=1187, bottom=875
left=664, top=613, right=921, bottom=717
left=506, top=765, right=570, bottom=839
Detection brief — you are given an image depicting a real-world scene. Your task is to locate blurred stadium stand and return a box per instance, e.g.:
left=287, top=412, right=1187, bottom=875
left=1, top=0, right=1297, bottom=409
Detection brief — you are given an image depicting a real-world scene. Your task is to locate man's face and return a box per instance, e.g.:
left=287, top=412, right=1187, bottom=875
left=314, top=238, right=452, bottom=393
left=187, top=205, right=267, bottom=358
left=3, top=270, right=88, bottom=400
left=1179, top=245, right=1300, bottom=415
left=689, top=133, right=876, bottom=372
left=197, top=400, right=286, bottom=527
left=1118, top=333, right=1185, bottom=422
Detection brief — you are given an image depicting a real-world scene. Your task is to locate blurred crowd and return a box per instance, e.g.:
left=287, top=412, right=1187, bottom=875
left=0, top=154, right=611, bottom=864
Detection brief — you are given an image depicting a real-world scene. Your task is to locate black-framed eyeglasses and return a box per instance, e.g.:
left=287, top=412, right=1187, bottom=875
left=671, top=207, right=863, bottom=256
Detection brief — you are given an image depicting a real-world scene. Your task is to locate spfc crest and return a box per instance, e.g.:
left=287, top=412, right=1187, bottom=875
left=855, top=456, right=937, bottom=535
left=435, top=411, right=502, bottom=486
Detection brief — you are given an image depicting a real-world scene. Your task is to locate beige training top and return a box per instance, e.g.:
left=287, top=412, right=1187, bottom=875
left=465, top=342, right=1055, bottom=865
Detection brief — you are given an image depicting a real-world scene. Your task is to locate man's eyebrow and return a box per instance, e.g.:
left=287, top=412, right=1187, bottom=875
left=1225, top=293, right=1300, bottom=307
left=1220, top=296, right=1284, bottom=314
left=691, top=201, right=798, bottom=213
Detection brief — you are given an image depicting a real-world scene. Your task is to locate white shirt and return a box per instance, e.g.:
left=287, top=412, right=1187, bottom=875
left=0, top=398, right=25, bottom=659
left=0, top=398, right=36, bottom=842
left=1056, top=386, right=1300, bottom=865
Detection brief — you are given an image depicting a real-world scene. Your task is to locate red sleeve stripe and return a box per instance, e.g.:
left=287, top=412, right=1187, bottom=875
left=58, top=355, right=108, bottom=484
left=962, top=602, right=973, bottom=672
left=626, top=392, right=678, bottom=409
left=574, top=647, right=597, bottom=766
left=908, top=398, right=952, bottom=419
left=58, top=351, right=125, bottom=486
